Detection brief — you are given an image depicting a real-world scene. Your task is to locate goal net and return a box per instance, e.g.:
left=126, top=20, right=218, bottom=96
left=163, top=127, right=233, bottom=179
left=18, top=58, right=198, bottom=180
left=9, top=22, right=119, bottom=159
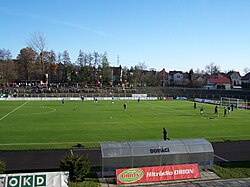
left=220, top=97, right=248, bottom=109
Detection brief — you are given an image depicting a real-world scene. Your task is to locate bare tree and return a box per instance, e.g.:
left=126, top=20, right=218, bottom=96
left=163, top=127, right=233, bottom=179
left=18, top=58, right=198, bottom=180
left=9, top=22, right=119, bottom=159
left=132, top=62, right=147, bottom=86
left=205, top=63, right=220, bottom=75
left=27, top=31, right=46, bottom=53
left=0, top=49, right=14, bottom=83
left=135, top=62, right=147, bottom=71
left=243, top=67, right=250, bottom=75
left=27, top=31, right=47, bottom=74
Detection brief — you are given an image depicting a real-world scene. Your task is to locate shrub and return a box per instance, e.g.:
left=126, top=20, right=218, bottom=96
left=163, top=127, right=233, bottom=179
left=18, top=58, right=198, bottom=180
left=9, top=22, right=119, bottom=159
left=0, top=160, right=6, bottom=174
left=60, top=154, right=90, bottom=182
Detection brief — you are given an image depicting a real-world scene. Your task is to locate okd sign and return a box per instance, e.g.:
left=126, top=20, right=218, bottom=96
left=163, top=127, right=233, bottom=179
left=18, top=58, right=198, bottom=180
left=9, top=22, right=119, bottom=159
left=116, top=164, right=200, bottom=184
left=5, top=175, right=45, bottom=187
left=0, top=171, right=69, bottom=187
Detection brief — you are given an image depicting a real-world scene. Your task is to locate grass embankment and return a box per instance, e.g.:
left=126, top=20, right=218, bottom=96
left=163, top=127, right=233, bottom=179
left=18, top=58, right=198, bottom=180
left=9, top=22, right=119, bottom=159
left=212, top=162, right=250, bottom=179
left=69, top=179, right=100, bottom=187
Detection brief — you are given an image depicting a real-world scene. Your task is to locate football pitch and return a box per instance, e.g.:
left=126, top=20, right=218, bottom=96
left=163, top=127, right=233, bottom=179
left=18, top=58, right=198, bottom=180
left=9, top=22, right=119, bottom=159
left=0, top=99, right=249, bottom=150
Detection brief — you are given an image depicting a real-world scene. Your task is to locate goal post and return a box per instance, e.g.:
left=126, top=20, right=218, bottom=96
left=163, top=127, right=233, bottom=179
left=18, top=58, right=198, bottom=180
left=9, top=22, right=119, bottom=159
left=220, top=97, right=247, bottom=109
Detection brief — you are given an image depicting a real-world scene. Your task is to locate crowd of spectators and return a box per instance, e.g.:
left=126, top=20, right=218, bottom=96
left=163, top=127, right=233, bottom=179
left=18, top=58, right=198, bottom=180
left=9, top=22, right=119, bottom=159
left=0, top=82, right=139, bottom=97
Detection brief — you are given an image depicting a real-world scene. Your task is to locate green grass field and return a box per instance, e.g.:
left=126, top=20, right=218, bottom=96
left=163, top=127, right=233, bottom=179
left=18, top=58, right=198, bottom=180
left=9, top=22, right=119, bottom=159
left=0, top=99, right=249, bottom=150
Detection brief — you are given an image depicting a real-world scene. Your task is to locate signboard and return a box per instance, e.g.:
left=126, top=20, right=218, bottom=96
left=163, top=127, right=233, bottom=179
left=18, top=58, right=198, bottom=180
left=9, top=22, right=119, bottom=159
left=0, top=171, right=69, bottom=187
left=116, top=164, right=200, bottom=184
left=194, top=98, right=220, bottom=105
left=132, top=94, right=147, bottom=98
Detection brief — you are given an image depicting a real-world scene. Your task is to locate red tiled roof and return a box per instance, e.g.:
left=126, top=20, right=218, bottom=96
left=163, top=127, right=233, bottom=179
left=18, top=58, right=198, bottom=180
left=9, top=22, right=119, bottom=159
left=208, top=75, right=231, bottom=84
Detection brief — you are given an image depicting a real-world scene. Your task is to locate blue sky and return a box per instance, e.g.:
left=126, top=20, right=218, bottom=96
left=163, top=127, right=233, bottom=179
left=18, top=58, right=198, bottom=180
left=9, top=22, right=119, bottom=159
left=1, top=0, right=250, bottom=75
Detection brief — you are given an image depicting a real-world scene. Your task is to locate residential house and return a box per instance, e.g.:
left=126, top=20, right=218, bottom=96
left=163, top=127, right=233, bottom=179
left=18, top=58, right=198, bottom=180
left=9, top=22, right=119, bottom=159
left=241, top=72, right=250, bottom=84
left=157, top=68, right=168, bottom=86
left=227, top=71, right=242, bottom=87
left=168, top=71, right=184, bottom=86
left=206, top=74, right=231, bottom=90
left=194, top=76, right=206, bottom=87
left=241, top=72, right=250, bottom=89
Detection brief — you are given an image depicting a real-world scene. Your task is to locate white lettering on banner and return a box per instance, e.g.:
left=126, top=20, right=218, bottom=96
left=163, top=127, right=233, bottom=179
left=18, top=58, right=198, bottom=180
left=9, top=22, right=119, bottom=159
left=37, top=176, right=45, bottom=185
left=174, top=169, right=194, bottom=175
left=23, top=176, right=31, bottom=186
left=146, top=170, right=173, bottom=177
left=146, top=169, right=194, bottom=178
left=9, top=178, right=18, bottom=186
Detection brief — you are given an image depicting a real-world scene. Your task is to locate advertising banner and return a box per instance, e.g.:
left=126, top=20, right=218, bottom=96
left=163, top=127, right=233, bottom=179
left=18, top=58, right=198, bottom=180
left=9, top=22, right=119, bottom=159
left=0, top=171, right=69, bottom=187
left=194, top=98, right=220, bottom=105
left=116, top=164, right=200, bottom=184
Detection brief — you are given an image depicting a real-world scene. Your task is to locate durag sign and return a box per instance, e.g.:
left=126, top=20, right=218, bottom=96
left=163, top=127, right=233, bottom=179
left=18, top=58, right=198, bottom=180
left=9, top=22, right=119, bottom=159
left=0, top=171, right=69, bottom=187
left=116, top=164, right=200, bottom=184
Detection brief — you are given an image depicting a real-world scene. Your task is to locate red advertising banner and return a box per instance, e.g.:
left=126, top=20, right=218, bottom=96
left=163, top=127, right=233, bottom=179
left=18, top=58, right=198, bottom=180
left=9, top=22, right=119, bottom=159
left=116, top=164, right=200, bottom=184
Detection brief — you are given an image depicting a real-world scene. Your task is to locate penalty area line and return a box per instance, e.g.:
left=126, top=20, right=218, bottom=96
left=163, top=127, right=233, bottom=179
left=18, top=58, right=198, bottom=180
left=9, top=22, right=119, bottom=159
left=0, top=101, right=30, bottom=122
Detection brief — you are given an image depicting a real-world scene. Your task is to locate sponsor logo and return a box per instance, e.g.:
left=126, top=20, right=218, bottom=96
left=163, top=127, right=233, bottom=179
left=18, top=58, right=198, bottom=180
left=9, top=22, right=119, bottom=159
left=117, top=164, right=200, bottom=184
left=3, top=175, right=46, bottom=187
left=118, top=169, right=144, bottom=183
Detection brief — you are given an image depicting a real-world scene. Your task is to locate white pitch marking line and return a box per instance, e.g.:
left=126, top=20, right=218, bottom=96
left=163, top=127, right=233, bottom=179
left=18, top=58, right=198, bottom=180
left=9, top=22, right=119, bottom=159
left=0, top=101, right=30, bottom=121
left=214, top=154, right=229, bottom=162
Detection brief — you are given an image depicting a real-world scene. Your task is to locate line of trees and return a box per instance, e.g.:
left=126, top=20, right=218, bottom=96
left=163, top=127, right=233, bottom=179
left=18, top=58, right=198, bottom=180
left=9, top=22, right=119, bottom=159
left=0, top=32, right=165, bottom=87
left=0, top=46, right=163, bottom=87
left=1, top=46, right=250, bottom=88
left=0, top=47, right=114, bottom=86
left=0, top=32, right=114, bottom=87
left=1, top=32, right=250, bottom=88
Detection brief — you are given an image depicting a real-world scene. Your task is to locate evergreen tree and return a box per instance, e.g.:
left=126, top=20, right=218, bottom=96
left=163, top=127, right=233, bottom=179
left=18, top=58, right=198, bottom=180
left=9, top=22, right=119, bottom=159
left=61, top=50, right=72, bottom=82
left=100, top=52, right=112, bottom=86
